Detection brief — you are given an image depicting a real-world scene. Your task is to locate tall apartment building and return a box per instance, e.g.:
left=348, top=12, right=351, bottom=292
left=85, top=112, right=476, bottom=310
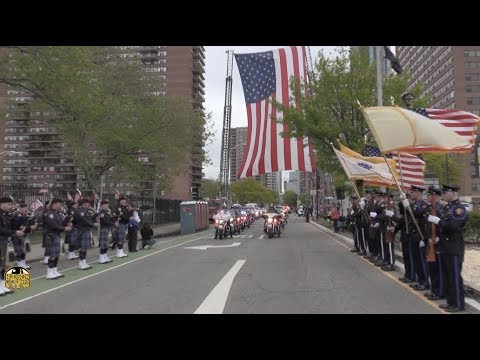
left=0, top=46, right=206, bottom=200
left=229, top=127, right=248, bottom=183
left=396, top=46, right=480, bottom=203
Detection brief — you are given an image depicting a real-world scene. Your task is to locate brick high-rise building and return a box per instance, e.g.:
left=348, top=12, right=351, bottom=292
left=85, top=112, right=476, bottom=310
left=396, top=46, right=480, bottom=204
left=0, top=46, right=206, bottom=200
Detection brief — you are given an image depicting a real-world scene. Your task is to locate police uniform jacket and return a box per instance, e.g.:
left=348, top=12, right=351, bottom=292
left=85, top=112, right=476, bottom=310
left=44, top=210, right=66, bottom=235
left=437, top=199, right=467, bottom=256
left=74, top=206, right=95, bottom=231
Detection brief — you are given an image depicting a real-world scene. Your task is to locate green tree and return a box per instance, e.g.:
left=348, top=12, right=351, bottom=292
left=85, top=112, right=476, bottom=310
left=0, top=46, right=214, bottom=192
left=274, top=46, right=429, bottom=186
left=283, top=191, right=298, bottom=206
left=298, top=193, right=310, bottom=206
left=423, top=154, right=462, bottom=185
left=229, top=179, right=274, bottom=205
left=200, top=179, right=221, bottom=199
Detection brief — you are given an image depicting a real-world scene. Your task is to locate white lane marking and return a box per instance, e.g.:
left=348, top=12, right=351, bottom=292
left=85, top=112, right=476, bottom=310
left=0, top=234, right=212, bottom=310
left=194, top=259, right=246, bottom=314
left=259, top=235, right=265, bottom=239
left=184, top=242, right=241, bottom=250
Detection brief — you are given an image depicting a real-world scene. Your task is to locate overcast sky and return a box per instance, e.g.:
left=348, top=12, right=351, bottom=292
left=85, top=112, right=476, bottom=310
left=202, top=46, right=338, bottom=181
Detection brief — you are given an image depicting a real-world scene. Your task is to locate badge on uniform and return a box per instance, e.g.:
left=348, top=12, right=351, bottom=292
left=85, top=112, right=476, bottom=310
left=48, top=214, right=54, bottom=219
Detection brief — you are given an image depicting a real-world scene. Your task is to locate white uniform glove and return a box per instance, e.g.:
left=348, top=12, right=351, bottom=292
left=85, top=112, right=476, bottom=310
left=419, top=240, right=425, bottom=247
left=350, top=210, right=355, bottom=215
left=373, top=223, right=380, bottom=228
left=359, top=199, right=365, bottom=209
left=370, top=212, right=377, bottom=218
left=427, top=215, right=441, bottom=225
left=435, top=237, right=440, bottom=244
left=402, top=199, right=410, bottom=207
left=385, top=210, right=394, bottom=217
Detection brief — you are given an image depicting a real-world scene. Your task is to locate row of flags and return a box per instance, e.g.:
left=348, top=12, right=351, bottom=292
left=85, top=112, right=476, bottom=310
left=233, top=46, right=480, bottom=194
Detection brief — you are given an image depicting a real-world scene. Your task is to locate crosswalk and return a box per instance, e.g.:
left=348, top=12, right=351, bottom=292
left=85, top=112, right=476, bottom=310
left=232, top=235, right=254, bottom=238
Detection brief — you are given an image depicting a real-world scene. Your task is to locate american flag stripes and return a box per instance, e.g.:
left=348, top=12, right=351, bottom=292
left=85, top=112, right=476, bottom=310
left=364, top=145, right=425, bottom=190
left=234, top=47, right=316, bottom=178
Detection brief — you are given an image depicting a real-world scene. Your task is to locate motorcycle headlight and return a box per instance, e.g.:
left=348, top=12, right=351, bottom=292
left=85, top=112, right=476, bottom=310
left=230, top=218, right=234, bottom=222
left=267, top=218, right=273, bottom=223
left=219, top=220, right=224, bottom=224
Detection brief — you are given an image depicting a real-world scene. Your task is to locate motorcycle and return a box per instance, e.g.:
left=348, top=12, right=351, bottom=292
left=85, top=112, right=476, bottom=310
left=263, top=213, right=282, bottom=238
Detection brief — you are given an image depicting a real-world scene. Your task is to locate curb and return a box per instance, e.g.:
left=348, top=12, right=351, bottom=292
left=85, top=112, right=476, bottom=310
left=311, top=220, right=480, bottom=312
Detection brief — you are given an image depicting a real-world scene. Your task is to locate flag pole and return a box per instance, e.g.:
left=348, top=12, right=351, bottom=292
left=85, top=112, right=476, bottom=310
left=397, top=151, right=409, bottom=234
left=382, top=154, right=424, bottom=240
left=376, top=46, right=383, bottom=107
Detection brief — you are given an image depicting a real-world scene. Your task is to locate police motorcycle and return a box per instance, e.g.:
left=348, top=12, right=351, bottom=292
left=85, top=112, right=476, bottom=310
left=213, top=210, right=234, bottom=239
left=262, top=212, right=282, bottom=238
left=233, top=210, right=243, bottom=235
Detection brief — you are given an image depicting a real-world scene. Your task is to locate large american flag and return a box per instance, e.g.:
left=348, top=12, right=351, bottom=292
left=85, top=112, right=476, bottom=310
left=402, top=108, right=479, bottom=153
left=364, top=145, right=425, bottom=190
left=234, top=47, right=316, bottom=178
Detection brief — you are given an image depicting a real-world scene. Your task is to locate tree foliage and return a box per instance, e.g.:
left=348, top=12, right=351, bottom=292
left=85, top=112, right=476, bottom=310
left=275, top=46, right=429, bottom=186
left=282, top=190, right=298, bottom=207
left=0, top=46, right=214, bottom=192
left=200, top=178, right=221, bottom=199
left=229, top=179, right=275, bottom=205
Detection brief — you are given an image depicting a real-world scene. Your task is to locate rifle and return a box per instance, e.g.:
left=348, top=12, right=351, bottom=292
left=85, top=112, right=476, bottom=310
left=427, top=196, right=437, bottom=263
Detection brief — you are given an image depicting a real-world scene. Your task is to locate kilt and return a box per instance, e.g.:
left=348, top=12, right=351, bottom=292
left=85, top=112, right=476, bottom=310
left=99, top=228, right=110, bottom=250
left=78, top=230, right=92, bottom=251
left=12, top=235, right=26, bottom=256
left=69, top=227, right=79, bottom=250
left=46, top=233, right=61, bottom=257
left=117, top=223, right=127, bottom=243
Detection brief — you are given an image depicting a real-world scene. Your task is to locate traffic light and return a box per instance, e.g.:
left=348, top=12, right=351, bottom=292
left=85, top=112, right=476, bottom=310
left=191, top=186, right=199, bottom=200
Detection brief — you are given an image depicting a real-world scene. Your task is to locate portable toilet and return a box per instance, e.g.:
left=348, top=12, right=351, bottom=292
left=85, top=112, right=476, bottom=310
left=180, top=201, right=197, bottom=235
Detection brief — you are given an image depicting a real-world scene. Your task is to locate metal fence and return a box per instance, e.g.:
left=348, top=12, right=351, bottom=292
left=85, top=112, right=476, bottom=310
left=0, top=184, right=181, bottom=225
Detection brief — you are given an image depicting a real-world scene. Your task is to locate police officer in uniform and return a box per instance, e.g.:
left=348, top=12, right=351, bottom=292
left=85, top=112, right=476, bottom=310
left=65, top=200, right=80, bottom=260
left=74, top=198, right=96, bottom=270
left=395, top=193, right=415, bottom=283
left=12, top=203, right=38, bottom=269
left=44, top=198, right=72, bottom=279
left=98, top=199, right=113, bottom=264
left=424, top=186, right=445, bottom=301
left=370, top=189, right=387, bottom=266
left=427, top=184, right=466, bottom=312
left=349, top=195, right=361, bottom=253
left=364, top=190, right=378, bottom=260
left=405, top=185, right=430, bottom=291
left=0, top=197, right=25, bottom=295
left=42, top=200, right=51, bottom=265
left=113, top=196, right=129, bottom=258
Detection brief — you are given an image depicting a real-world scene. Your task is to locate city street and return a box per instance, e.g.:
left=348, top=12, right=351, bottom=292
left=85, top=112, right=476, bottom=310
left=0, top=215, right=457, bottom=314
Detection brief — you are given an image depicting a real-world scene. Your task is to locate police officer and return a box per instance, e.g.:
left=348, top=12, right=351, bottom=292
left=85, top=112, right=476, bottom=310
left=44, top=198, right=72, bottom=279
left=369, top=189, right=387, bottom=266
left=113, top=196, right=129, bottom=258
left=42, top=200, right=51, bottom=265
left=364, top=189, right=377, bottom=260
left=381, top=193, right=396, bottom=271
left=12, top=203, right=38, bottom=269
left=74, top=198, right=97, bottom=270
left=65, top=200, right=80, bottom=260
left=98, top=199, right=113, bottom=264
left=401, top=92, right=415, bottom=109
left=0, top=197, right=25, bottom=295
left=405, top=185, right=430, bottom=291
left=428, top=184, right=467, bottom=312
left=395, top=193, right=415, bottom=283
left=424, top=186, right=445, bottom=301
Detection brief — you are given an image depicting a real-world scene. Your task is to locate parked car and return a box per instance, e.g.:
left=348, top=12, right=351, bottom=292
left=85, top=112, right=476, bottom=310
left=297, top=206, right=304, bottom=216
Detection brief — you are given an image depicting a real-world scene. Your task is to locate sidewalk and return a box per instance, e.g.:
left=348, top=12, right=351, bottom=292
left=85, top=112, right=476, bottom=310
left=311, top=218, right=480, bottom=304
left=18, top=222, right=180, bottom=265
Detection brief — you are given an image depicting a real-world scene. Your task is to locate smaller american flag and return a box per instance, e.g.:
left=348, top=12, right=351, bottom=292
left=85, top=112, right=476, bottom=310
left=31, top=198, right=43, bottom=212
left=364, top=145, right=425, bottom=190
